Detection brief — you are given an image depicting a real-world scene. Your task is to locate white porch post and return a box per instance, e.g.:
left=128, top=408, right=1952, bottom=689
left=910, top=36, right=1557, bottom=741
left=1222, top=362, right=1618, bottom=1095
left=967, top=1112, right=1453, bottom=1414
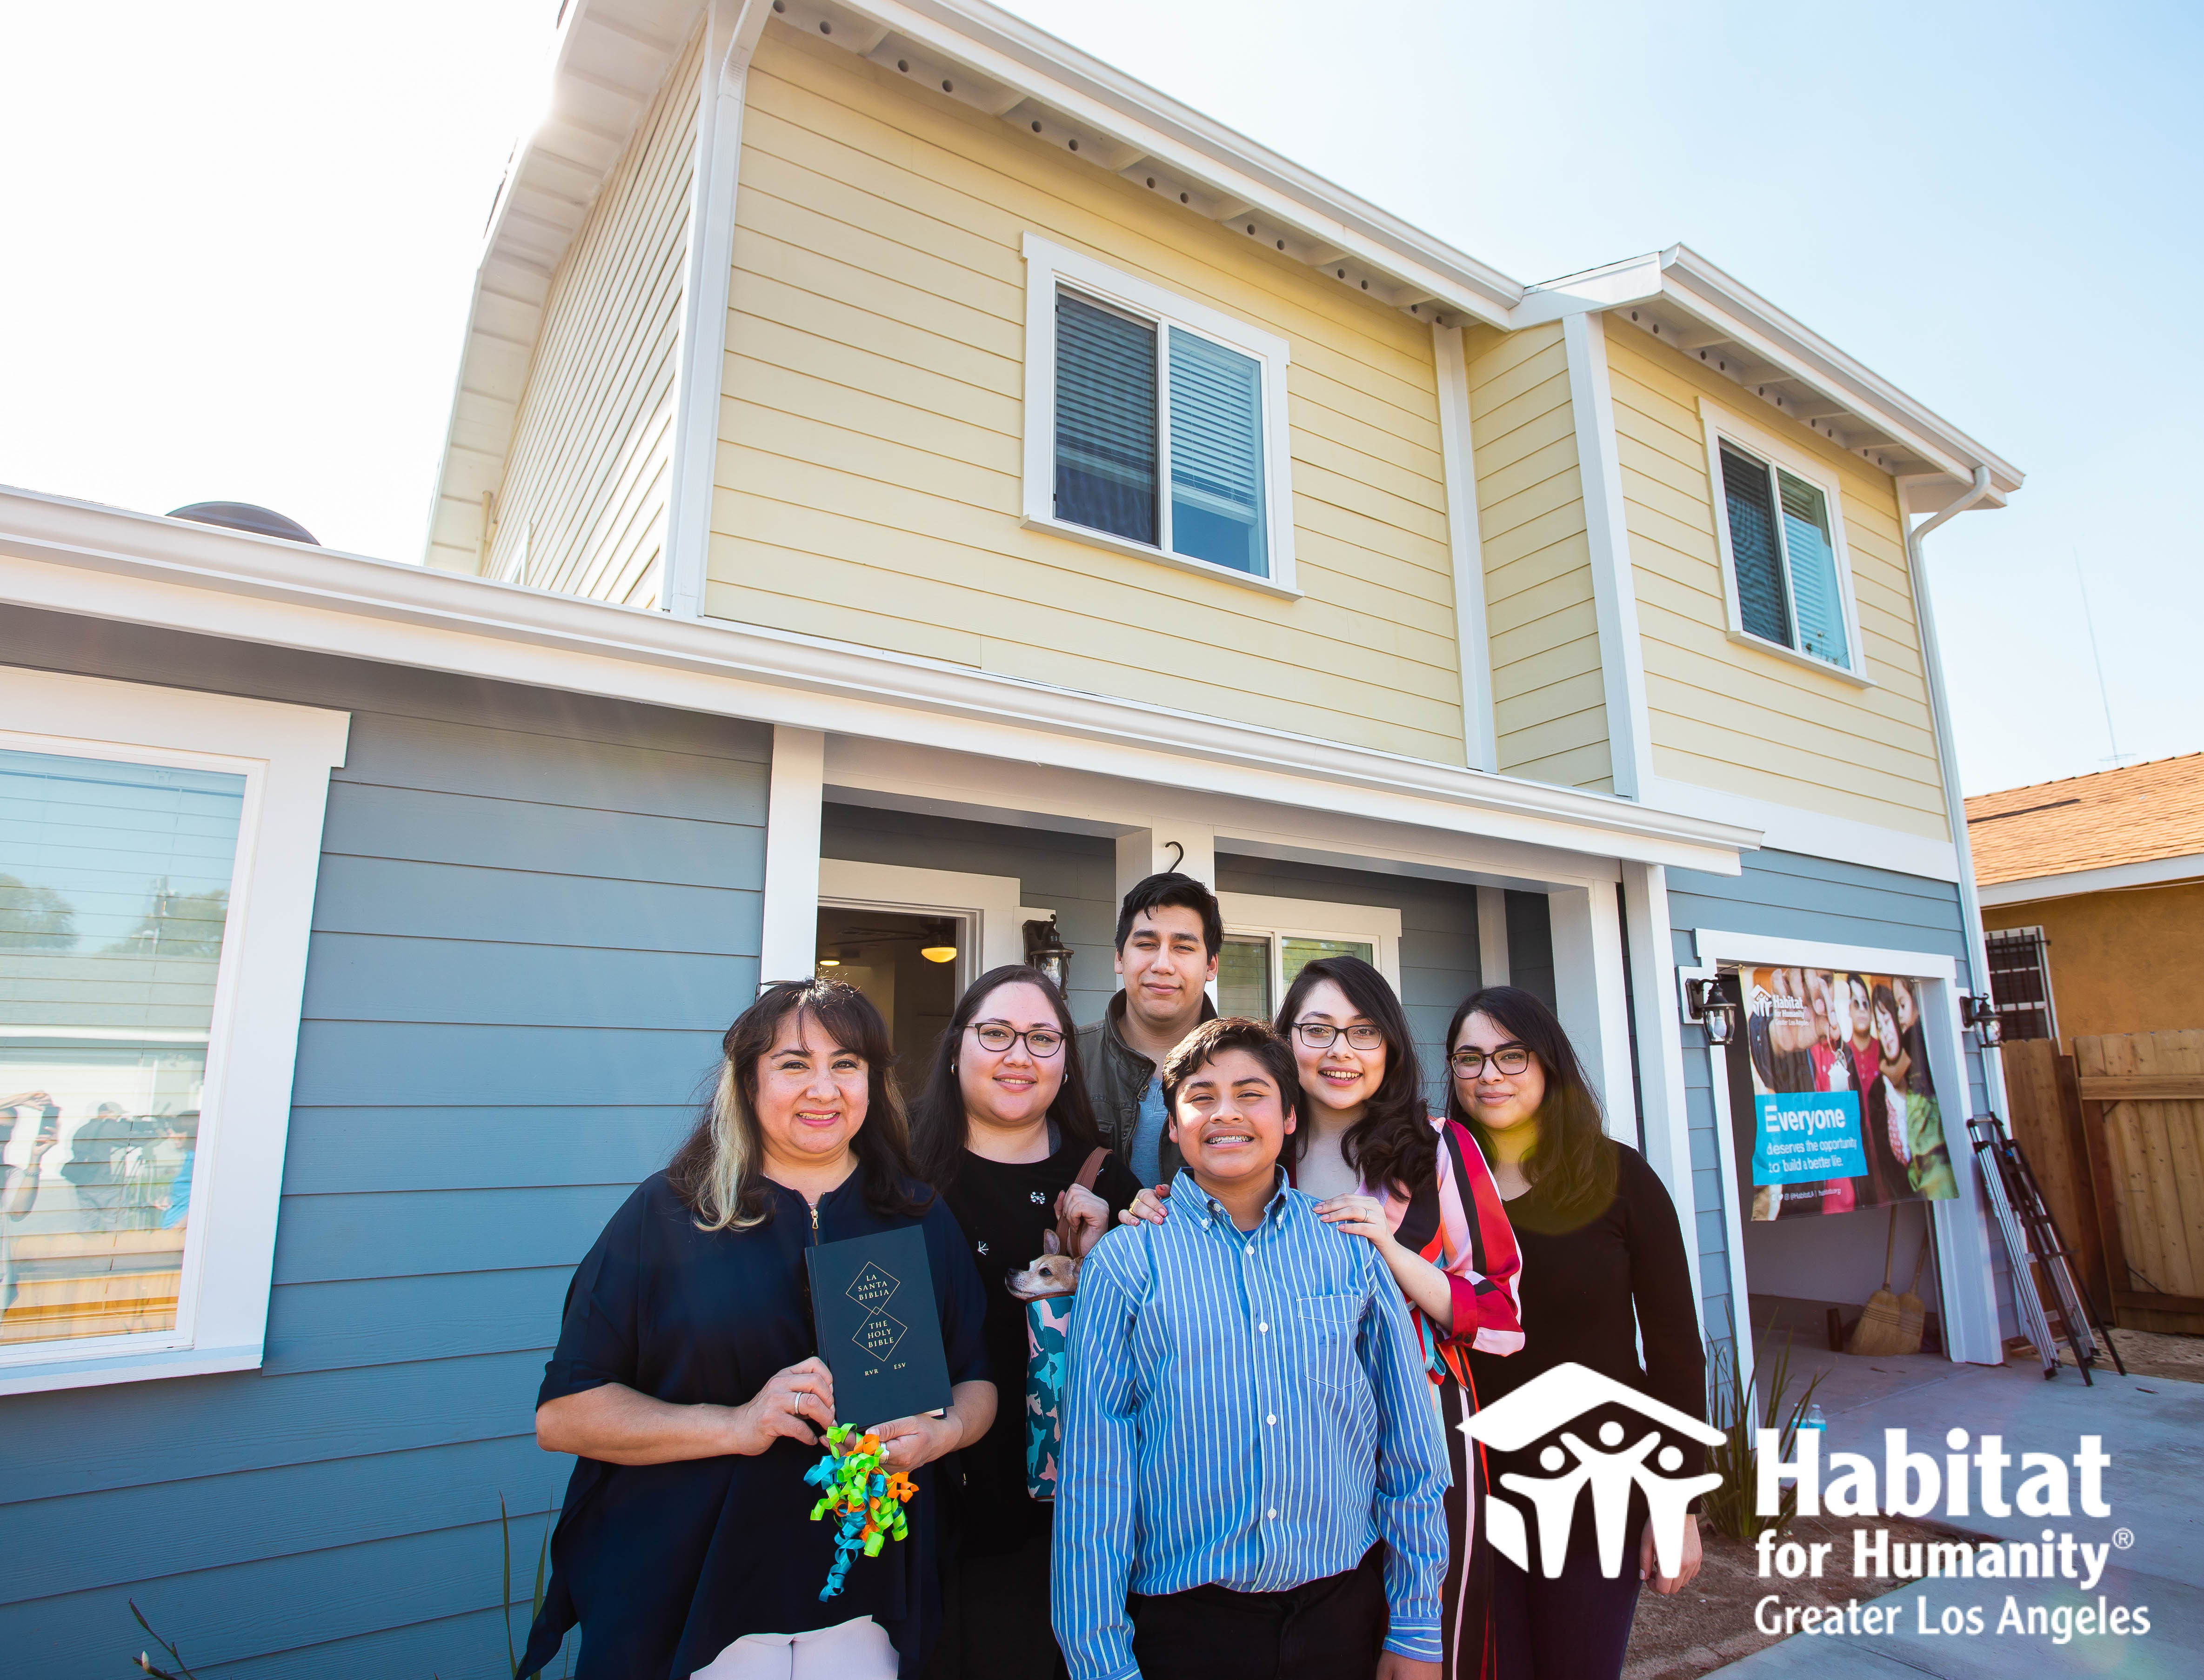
left=1621, top=860, right=1703, bottom=1319
left=1476, top=886, right=1511, bottom=988
left=1547, top=881, right=1636, bottom=1142
left=759, top=725, right=824, bottom=988
left=1114, top=825, right=1217, bottom=907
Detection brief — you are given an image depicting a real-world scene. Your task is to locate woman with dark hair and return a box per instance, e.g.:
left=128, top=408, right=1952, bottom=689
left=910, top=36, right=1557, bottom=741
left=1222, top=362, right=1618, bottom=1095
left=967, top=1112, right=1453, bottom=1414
left=1449, top=986, right=1704, bottom=1680
left=519, top=979, right=995, bottom=1680
left=910, top=964, right=1141, bottom=1680
left=1121, top=956, right=1522, bottom=1680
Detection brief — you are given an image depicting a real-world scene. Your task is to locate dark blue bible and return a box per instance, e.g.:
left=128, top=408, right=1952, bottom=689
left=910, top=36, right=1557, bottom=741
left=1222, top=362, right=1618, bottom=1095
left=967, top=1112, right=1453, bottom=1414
left=804, top=1226, right=953, bottom=1427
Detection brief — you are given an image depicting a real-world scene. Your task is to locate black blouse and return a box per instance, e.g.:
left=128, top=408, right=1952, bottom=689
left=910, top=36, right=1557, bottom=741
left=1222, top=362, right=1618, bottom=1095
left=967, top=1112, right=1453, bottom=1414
left=519, top=1170, right=988, bottom=1680
left=1464, top=1144, right=1707, bottom=1493
left=935, top=1140, right=1141, bottom=1553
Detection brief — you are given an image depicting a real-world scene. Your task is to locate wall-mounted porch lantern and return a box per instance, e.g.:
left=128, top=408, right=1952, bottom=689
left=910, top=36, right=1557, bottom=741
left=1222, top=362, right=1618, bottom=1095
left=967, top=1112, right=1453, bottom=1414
left=1681, top=974, right=1739, bottom=1047
left=1960, top=992, right=2004, bottom=1045
left=1023, top=915, right=1073, bottom=994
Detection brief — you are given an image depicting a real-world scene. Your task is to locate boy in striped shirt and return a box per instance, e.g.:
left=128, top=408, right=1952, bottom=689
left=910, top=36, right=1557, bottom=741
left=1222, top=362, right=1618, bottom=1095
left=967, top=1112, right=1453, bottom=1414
left=1052, top=1017, right=1448, bottom=1680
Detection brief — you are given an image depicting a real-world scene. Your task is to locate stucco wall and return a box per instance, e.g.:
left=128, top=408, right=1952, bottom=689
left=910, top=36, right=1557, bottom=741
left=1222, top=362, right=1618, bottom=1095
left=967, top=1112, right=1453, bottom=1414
left=1986, top=882, right=2204, bottom=1045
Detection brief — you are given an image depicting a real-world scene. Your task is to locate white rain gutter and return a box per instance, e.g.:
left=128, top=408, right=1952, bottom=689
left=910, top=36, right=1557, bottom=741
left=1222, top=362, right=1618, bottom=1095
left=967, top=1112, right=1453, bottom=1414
left=1902, top=465, right=2002, bottom=1104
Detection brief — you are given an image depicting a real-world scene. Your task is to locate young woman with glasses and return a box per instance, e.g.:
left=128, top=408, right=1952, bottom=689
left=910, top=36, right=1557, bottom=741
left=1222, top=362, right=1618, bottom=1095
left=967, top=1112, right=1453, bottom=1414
left=1448, top=987, right=1706, bottom=1680
left=910, top=964, right=1142, bottom=1680
left=1119, top=955, right=1523, bottom=1680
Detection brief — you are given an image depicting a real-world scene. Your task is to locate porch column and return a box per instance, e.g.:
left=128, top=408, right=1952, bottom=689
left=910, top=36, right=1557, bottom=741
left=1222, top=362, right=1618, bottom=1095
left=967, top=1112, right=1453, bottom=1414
left=759, top=725, right=824, bottom=989
left=1547, top=880, right=1637, bottom=1143
left=1621, top=861, right=1704, bottom=1319
left=1475, top=887, right=1511, bottom=988
left=1114, top=825, right=1216, bottom=908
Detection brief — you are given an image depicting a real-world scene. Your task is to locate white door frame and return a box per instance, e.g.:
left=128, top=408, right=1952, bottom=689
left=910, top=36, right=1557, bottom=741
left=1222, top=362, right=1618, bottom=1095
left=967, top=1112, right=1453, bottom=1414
left=816, top=860, right=1031, bottom=993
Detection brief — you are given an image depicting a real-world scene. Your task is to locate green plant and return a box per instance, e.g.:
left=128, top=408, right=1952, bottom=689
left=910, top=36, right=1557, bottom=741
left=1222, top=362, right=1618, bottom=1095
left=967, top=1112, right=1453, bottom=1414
left=501, top=1493, right=570, bottom=1680
left=1701, top=1310, right=1824, bottom=1542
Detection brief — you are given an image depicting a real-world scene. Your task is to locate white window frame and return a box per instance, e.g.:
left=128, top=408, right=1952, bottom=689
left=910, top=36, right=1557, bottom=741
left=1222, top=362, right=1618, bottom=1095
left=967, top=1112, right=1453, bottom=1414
left=0, top=667, right=347, bottom=1394
left=1020, top=233, right=1299, bottom=599
left=1698, top=397, right=1873, bottom=688
left=815, top=859, right=1041, bottom=997
left=1216, top=892, right=1403, bottom=1011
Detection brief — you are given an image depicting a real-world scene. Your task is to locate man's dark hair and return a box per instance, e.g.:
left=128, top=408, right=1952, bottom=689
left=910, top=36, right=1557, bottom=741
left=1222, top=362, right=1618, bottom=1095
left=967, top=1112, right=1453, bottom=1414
left=1113, top=871, right=1223, bottom=956
left=1160, top=1017, right=1298, bottom=1121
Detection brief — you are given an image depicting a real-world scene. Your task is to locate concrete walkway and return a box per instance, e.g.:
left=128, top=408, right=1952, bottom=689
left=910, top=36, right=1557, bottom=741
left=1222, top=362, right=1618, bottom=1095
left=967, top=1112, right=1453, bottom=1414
left=1720, top=1339, right=2203, bottom=1677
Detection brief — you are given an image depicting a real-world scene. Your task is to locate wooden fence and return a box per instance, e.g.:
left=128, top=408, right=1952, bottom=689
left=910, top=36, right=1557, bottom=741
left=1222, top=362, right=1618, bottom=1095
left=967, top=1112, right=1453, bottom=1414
left=2001, top=1032, right=2204, bottom=1335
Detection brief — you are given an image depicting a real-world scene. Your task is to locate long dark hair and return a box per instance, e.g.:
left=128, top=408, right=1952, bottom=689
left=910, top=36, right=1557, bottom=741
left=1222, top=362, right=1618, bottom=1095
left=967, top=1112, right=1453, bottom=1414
left=1445, top=984, right=1617, bottom=1226
left=908, top=964, right=1100, bottom=1194
left=667, top=978, right=930, bottom=1230
left=1274, top=956, right=1435, bottom=1198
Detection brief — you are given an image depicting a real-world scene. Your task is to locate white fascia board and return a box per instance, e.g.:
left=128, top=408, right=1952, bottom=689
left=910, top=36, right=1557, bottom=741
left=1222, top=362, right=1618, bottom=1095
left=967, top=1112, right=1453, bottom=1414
left=422, top=0, right=709, bottom=571
left=1643, top=776, right=1959, bottom=884
left=1508, top=252, right=1666, bottom=328
left=1656, top=245, right=2024, bottom=500
left=1977, top=850, right=2204, bottom=906
left=0, top=486, right=1757, bottom=875
left=821, top=0, right=1525, bottom=327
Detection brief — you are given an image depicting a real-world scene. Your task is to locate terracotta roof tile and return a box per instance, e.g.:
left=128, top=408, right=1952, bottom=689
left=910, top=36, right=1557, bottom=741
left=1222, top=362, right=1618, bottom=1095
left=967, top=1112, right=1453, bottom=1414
left=1964, top=753, right=2204, bottom=885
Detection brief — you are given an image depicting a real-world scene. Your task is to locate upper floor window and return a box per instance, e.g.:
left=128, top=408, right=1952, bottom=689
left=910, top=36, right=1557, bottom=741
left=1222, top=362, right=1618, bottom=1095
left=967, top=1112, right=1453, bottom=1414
left=1022, top=234, right=1296, bottom=596
left=1700, top=400, right=1866, bottom=681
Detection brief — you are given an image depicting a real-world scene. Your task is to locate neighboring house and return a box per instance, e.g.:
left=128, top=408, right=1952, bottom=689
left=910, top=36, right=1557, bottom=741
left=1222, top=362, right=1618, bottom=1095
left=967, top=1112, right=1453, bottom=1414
left=1969, top=753, right=2204, bottom=1044
left=0, top=1, right=2025, bottom=1672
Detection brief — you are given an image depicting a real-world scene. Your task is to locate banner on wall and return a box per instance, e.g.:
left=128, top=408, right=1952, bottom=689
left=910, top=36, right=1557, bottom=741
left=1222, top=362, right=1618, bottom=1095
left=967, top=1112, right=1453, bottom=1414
left=1739, top=965, right=1960, bottom=1220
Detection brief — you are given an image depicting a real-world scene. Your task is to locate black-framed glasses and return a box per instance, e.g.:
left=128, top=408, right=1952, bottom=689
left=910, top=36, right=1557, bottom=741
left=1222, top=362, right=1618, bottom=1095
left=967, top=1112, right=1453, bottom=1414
left=1293, top=1021, right=1385, bottom=1051
left=971, top=1022, right=1066, bottom=1058
left=1449, top=1044, right=1533, bottom=1077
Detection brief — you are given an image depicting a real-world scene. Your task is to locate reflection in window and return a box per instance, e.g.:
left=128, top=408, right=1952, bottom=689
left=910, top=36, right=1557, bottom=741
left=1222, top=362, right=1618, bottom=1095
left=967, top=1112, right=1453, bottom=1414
left=1717, top=441, right=1851, bottom=671
left=1217, top=935, right=1270, bottom=1021
left=0, top=749, right=243, bottom=1346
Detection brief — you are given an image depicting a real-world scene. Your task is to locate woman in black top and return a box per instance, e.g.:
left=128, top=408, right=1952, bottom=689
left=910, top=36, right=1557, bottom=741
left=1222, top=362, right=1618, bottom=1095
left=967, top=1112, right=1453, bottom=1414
left=910, top=964, right=1141, bottom=1680
left=521, top=980, right=994, bottom=1680
left=1449, top=987, right=1705, bottom=1680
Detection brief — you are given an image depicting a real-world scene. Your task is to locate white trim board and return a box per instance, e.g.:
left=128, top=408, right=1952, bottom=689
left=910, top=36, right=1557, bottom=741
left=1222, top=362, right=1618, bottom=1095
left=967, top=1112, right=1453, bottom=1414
left=1977, top=850, right=2204, bottom=906
left=0, top=487, right=1759, bottom=875
left=0, top=667, right=348, bottom=1395
left=1020, top=234, right=1298, bottom=598
left=817, top=859, right=1028, bottom=977
left=1431, top=322, right=1495, bottom=773
left=1644, top=776, right=1957, bottom=884
left=1564, top=311, right=1652, bottom=800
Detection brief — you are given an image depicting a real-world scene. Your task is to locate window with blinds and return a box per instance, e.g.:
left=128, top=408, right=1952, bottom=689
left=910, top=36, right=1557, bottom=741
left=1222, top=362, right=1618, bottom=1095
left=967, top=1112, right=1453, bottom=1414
left=1051, top=286, right=1272, bottom=579
left=1716, top=439, right=1852, bottom=671
left=0, top=747, right=243, bottom=1349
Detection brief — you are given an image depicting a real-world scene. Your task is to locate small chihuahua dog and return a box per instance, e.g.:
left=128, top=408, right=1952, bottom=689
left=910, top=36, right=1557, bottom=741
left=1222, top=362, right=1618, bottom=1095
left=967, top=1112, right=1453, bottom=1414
left=1004, top=1228, right=1081, bottom=1301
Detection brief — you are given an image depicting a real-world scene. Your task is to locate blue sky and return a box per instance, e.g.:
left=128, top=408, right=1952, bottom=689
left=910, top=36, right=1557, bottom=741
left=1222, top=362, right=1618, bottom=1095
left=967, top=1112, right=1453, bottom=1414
left=2, top=1, right=2196, bottom=794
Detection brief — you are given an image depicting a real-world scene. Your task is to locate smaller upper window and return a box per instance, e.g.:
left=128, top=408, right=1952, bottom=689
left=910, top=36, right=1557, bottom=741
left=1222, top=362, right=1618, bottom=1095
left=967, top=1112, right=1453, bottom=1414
left=1022, top=235, right=1296, bottom=595
left=1701, top=402, right=1864, bottom=680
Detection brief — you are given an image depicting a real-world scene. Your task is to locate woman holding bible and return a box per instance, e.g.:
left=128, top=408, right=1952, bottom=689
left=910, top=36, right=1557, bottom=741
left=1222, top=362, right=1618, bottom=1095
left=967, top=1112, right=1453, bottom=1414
left=519, top=979, right=994, bottom=1680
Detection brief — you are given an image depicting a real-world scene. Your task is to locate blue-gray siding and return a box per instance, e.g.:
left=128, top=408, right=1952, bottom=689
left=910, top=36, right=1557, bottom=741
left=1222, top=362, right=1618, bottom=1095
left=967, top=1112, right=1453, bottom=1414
left=0, top=608, right=768, bottom=1679
left=1665, top=846, right=1995, bottom=1353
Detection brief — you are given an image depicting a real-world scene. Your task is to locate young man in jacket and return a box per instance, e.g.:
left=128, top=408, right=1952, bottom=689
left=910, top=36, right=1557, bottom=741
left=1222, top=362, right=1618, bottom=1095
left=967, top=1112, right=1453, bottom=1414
left=1076, top=872, right=1220, bottom=1191
left=1053, top=1018, right=1447, bottom=1680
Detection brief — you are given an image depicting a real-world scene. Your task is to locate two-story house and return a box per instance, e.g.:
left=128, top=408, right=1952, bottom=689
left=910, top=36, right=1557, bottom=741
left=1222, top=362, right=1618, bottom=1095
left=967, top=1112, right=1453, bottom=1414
left=0, top=0, right=2023, bottom=1670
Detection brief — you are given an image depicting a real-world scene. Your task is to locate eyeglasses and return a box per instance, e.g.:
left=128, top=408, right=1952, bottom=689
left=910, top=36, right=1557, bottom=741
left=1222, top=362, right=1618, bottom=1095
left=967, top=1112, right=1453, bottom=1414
left=1293, top=1021, right=1385, bottom=1051
left=971, top=1023, right=1065, bottom=1058
left=1449, top=1044, right=1533, bottom=1078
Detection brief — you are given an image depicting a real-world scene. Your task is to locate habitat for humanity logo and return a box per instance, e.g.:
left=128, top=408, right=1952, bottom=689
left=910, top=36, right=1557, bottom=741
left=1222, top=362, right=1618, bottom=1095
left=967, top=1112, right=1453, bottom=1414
left=1459, top=1362, right=1723, bottom=1578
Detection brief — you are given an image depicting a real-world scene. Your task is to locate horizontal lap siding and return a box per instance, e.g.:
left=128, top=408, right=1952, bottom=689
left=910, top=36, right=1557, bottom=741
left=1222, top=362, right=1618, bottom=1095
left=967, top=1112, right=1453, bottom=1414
left=711, top=25, right=1467, bottom=763
left=1462, top=321, right=1611, bottom=792
left=1605, top=329, right=1948, bottom=840
left=0, top=610, right=768, bottom=1678
left=486, top=22, right=702, bottom=609
left=1663, top=847, right=1980, bottom=1346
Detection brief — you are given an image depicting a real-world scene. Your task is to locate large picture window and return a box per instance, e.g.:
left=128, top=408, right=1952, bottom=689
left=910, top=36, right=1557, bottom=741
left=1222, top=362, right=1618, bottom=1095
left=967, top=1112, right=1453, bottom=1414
left=1699, top=401, right=1867, bottom=682
left=2, top=751, right=244, bottom=1347
left=1022, top=234, right=1296, bottom=595
left=1215, top=893, right=1402, bottom=1021
left=0, top=667, right=346, bottom=1393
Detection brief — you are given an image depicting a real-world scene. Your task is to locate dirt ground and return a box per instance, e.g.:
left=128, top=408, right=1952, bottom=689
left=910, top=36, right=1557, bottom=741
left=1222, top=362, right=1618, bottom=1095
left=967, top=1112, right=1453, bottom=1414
left=1620, top=1512, right=1983, bottom=1680
left=2051, top=1324, right=2204, bottom=1383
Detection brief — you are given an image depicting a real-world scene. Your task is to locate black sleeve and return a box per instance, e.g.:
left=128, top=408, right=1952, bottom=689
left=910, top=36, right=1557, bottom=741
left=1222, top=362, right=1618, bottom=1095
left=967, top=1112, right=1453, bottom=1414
left=927, top=1196, right=994, bottom=1391
left=1619, top=1147, right=1708, bottom=1479
left=538, top=1181, right=649, bottom=1406
left=1095, top=1152, right=1144, bottom=1224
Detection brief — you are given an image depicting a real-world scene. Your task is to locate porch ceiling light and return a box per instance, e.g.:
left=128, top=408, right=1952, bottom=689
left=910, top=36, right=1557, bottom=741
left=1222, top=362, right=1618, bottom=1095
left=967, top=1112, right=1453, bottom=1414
left=920, top=919, right=958, bottom=965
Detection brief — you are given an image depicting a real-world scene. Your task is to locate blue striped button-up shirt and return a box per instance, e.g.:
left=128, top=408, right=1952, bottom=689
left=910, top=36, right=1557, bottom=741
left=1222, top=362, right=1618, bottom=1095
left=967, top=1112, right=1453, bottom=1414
left=1050, top=1169, right=1449, bottom=1680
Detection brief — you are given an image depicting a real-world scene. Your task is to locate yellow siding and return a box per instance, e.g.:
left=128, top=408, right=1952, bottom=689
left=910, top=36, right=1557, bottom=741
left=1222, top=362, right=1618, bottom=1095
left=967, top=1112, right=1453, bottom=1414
left=1604, top=326, right=1949, bottom=840
left=488, top=24, right=701, bottom=609
left=708, top=23, right=1468, bottom=762
left=1463, top=321, right=1611, bottom=792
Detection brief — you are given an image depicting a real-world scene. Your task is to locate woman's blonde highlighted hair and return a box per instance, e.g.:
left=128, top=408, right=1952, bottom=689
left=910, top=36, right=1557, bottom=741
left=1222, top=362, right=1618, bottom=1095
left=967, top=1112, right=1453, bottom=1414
left=668, top=977, right=928, bottom=1232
